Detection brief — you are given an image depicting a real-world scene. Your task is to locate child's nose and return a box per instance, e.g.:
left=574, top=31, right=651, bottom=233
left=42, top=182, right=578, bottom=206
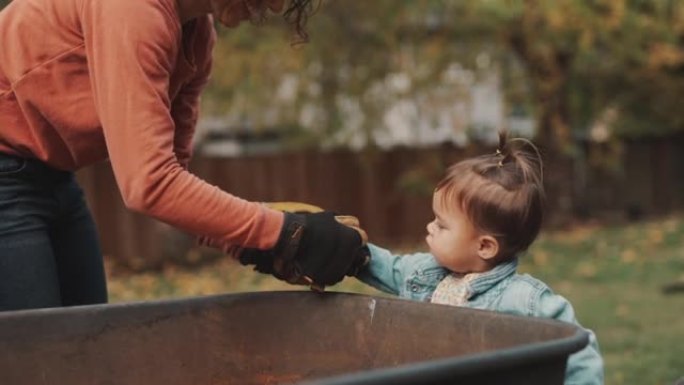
left=426, top=221, right=435, bottom=234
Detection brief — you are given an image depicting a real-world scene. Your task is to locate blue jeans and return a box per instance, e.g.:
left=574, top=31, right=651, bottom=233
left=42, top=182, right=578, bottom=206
left=0, top=152, right=107, bottom=311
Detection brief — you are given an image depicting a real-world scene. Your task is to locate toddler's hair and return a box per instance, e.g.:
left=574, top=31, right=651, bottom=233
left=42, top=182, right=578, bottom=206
left=435, top=131, right=545, bottom=260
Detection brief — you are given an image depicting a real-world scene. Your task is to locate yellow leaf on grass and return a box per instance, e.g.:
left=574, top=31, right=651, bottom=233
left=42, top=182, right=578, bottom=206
left=620, top=249, right=637, bottom=264
left=576, top=262, right=597, bottom=278
left=647, top=229, right=664, bottom=245
left=615, top=304, right=629, bottom=318
left=532, top=250, right=549, bottom=266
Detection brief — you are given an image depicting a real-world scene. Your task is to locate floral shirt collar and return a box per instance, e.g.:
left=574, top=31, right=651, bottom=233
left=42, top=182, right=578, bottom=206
left=431, top=258, right=518, bottom=306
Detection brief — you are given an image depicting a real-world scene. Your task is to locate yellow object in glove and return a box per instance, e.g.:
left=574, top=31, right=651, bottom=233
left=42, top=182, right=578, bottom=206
left=242, top=201, right=370, bottom=292
left=198, top=201, right=371, bottom=291
left=264, top=202, right=368, bottom=245
left=264, top=201, right=324, bottom=213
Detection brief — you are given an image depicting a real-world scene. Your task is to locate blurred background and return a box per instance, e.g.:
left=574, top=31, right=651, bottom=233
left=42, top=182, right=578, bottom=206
left=2, top=0, right=683, bottom=384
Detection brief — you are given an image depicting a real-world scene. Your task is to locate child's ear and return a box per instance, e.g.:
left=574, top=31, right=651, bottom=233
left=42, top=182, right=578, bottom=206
left=477, top=235, right=499, bottom=261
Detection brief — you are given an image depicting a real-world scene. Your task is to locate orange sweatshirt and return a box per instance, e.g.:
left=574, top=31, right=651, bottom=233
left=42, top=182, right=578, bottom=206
left=0, top=0, right=283, bottom=249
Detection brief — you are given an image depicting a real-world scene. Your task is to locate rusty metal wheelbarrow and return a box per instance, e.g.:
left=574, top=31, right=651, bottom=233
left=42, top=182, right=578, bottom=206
left=0, top=291, right=588, bottom=385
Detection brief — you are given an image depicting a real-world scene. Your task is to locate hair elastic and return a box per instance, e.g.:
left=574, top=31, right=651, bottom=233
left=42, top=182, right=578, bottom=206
left=495, top=149, right=504, bottom=167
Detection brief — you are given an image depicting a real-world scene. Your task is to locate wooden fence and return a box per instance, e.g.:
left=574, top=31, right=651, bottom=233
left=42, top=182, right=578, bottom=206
left=76, top=136, right=684, bottom=269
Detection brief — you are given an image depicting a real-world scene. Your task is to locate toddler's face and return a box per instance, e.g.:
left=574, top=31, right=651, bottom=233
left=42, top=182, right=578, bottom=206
left=425, top=191, right=489, bottom=273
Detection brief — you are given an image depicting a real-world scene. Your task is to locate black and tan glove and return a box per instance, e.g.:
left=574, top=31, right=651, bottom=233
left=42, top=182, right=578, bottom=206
left=237, top=202, right=370, bottom=291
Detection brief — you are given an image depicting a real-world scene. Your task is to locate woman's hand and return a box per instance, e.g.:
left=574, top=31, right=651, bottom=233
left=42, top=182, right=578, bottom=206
left=239, top=210, right=370, bottom=291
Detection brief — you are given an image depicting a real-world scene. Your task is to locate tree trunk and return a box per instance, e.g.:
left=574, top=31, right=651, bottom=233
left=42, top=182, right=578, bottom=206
left=507, top=26, right=577, bottom=224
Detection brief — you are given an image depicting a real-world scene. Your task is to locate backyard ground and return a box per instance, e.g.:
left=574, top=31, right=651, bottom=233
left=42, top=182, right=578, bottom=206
left=107, top=214, right=684, bottom=385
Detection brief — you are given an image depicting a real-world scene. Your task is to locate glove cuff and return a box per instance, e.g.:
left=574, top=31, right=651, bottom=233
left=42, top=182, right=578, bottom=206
left=272, top=212, right=306, bottom=273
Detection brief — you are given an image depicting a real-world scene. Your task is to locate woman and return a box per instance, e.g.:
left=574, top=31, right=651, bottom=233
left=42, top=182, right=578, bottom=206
left=0, top=0, right=365, bottom=311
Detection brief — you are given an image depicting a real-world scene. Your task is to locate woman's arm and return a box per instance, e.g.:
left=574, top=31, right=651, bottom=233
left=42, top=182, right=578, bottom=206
left=170, top=19, right=215, bottom=169
left=80, top=0, right=283, bottom=249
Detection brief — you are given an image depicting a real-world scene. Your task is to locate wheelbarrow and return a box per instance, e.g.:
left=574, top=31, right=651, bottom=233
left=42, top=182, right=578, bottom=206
left=0, top=291, right=588, bottom=385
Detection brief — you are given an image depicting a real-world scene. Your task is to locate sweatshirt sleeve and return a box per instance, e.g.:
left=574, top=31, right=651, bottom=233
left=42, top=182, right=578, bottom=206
left=80, top=0, right=283, bottom=249
left=356, top=244, right=432, bottom=296
left=170, top=63, right=205, bottom=169
left=170, top=20, right=215, bottom=169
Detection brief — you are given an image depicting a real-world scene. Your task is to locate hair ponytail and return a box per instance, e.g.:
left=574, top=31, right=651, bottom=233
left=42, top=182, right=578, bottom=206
left=495, top=131, right=544, bottom=189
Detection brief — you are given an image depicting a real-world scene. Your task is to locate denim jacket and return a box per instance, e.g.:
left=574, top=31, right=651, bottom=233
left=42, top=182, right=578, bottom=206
left=357, top=244, right=604, bottom=385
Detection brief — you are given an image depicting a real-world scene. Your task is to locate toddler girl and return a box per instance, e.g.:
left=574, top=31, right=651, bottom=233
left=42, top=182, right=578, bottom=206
left=357, top=132, right=603, bottom=384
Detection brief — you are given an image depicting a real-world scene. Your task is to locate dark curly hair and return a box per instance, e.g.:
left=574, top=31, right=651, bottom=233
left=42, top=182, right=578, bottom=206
left=283, top=0, right=318, bottom=43
left=246, top=0, right=319, bottom=43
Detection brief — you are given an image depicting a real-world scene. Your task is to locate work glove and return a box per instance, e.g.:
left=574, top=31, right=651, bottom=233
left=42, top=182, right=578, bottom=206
left=226, top=202, right=370, bottom=291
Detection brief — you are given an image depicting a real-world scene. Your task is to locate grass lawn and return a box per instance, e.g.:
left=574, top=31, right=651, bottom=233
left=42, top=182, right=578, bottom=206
left=108, top=215, right=684, bottom=385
